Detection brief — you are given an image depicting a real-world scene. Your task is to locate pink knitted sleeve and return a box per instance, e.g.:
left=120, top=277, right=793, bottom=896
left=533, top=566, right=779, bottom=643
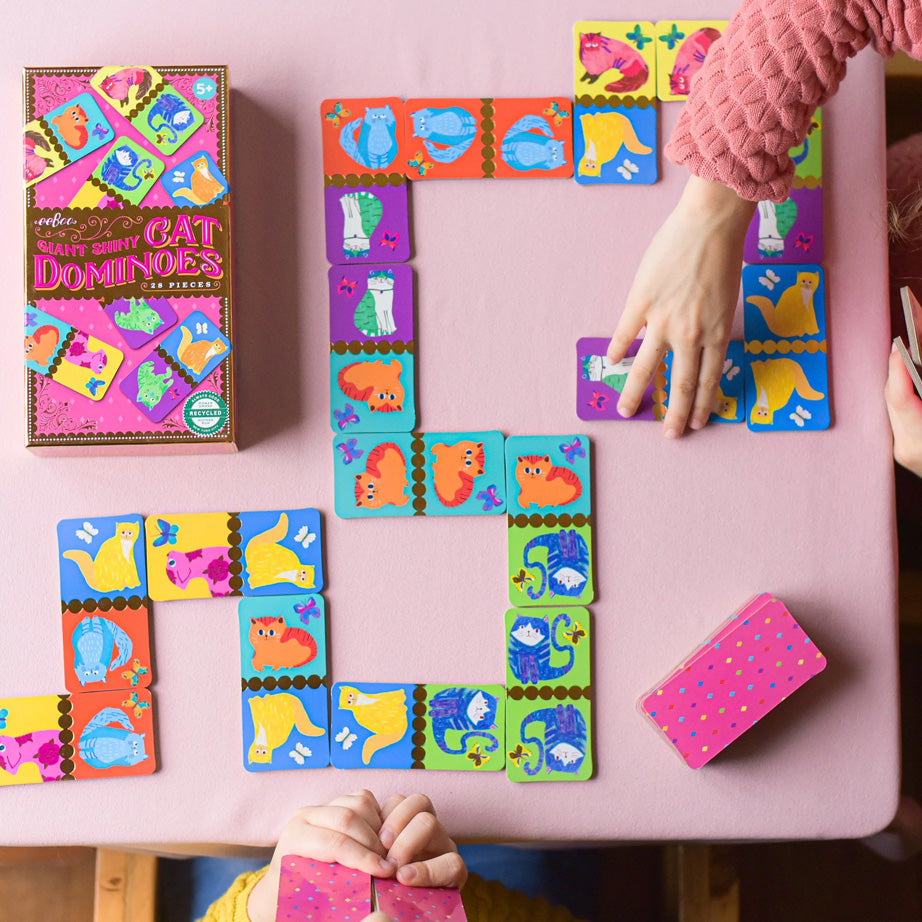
left=666, top=0, right=922, bottom=202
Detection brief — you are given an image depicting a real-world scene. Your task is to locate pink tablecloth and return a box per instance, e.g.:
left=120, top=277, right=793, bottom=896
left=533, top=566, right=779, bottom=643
left=0, top=1, right=898, bottom=847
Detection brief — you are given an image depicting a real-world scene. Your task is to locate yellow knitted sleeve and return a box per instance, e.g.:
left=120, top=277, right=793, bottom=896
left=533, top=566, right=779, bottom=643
left=196, top=867, right=267, bottom=922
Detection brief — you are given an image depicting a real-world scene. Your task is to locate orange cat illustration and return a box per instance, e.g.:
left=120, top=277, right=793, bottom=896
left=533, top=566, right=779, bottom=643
left=431, top=440, right=485, bottom=507
left=354, top=442, right=409, bottom=509
left=337, top=359, right=404, bottom=414
left=24, top=325, right=60, bottom=366
left=515, top=455, right=582, bottom=509
left=173, top=156, right=226, bottom=206
left=176, top=326, right=227, bottom=375
left=746, top=271, right=820, bottom=338
left=750, top=358, right=824, bottom=425
left=249, top=616, right=317, bottom=672
left=51, top=103, right=89, bottom=149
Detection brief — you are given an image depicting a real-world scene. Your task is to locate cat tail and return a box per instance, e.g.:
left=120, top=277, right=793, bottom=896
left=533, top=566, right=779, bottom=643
left=291, top=697, right=326, bottom=738
left=790, top=136, right=809, bottom=166
left=505, top=114, right=553, bottom=137
left=745, top=296, right=779, bottom=335
left=105, top=619, right=134, bottom=671
left=460, top=730, right=500, bottom=753
left=423, top=138, right=472, bottom=164
left=792, top=363, right=825, bottom=401
left=62, top=549, right=101, bottom=592
left=339, top=117, right=369, bottom=168
left=249, top=513, right=289, bottom=548
left=361, top=730, right=404, bottom=765
left=523, top=535, right=552, bottom=600
left=549, top=613, right=576, bottom=676
left=519, top=714, right=546, bottom=776
left=619, top=117, right=653, bottom=156
left=82, top=707, right=133, bottom=736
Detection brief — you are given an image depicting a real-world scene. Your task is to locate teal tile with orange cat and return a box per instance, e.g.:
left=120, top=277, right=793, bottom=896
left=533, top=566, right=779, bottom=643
left=419, top=431, right=506, bottom=516
left=505, top=435, right=590, bottom=520
left=239, top=594, right=326, bottom=685
left=329, top=351, right=415, bottom=434
left=333, top=433, right=417, bottom=518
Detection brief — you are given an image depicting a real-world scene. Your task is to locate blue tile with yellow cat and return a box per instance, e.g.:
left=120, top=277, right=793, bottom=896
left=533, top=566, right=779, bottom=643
left=742, top=264, right=826, bottom=344
left=57, top=514, right=147, bottom=606
left=330, top=682, right=416, bottom=770
left=573, top=101, right=657, bottom=186
left=664, top=342, right=745, bottom=424
left=504, top=435, right=591, bottom=519
left=744, top=350, right=830, bottom=432
left=242, top=686, right=329, bottom=772
left=239, top=595, right=326, bottom=685
left=237, top=509, right=323, bottom=596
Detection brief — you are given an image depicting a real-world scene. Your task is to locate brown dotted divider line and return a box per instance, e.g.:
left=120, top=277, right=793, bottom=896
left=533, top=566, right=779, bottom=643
left=126, top=80, right=167, bottom=121
left=507, top=685, right=592, bottom=702
left=479, top=98, right=496, bottom=178
left=226, top=513, right=245, bottom=593
left=45, top=328, right=77, bottom=380
left=574, top=94, right=658, bottom=110
left=84, top=175, right=130, bottom=207
left=792, top=176, right=821, bottom=190
left=409, top=433, right=428, bottom=516
left=653, top=357, right=668, bottom=422
left=745, top=339, right=827, bottom=356
left=506, top=512, right=591, bottom=529
left=33, top=119, right=70, bottom=166
left=324, top=173, right=407, bottom=189
left=330, top=340, right=415, bottom=356
left=241, top=674, right=326, bottom=693
left=154, top=347, right=197, bottom=387
left=411, top=684, right=427, bottom=768
left=57, top=695, right=75, bottom=779
left=61, top=595, right=149, bottom=615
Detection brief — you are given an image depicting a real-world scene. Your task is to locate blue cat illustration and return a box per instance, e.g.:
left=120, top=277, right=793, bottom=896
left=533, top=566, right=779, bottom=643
left=78, top=706, right=148, bottom=769
left=340, top=105, right=398, bottom=170
left=409, top=106, right=477, bottom=163
left=500, top=114, right=566, bottom=172
left=71, top=616, right=133, bottom=687
left=520, top=704, right=587, bottom=776
left=99, top=145, right=153, bottom=191
left=523, top=529, right=590, bottom=600
left=428, top=687, right=500, bottom=756
left=508, top=612, right=574, bottom=685
left=147, top=93, right=195, bottom=145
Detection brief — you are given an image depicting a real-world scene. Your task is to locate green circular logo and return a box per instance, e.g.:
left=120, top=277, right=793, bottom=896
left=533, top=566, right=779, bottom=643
left=183, top=391, right=228, bottom=435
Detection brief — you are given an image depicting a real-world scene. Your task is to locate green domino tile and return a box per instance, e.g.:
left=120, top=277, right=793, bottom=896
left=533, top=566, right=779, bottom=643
left=419, top=684, right=505, bottom=771
left=508, top=523, right=594, bottom=607
left=505, top=696, right=592, bottom=782
left=505, top=608, right=591, bottom=691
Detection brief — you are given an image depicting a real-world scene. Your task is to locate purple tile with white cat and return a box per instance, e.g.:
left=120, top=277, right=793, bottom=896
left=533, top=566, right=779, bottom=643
left=329, top=264, right=414, bottom=346
left=576, top=337, right=658, bottom=420
left=324, top=182, right=410, bottom=265
left=743, top=186, right=823, bottom=264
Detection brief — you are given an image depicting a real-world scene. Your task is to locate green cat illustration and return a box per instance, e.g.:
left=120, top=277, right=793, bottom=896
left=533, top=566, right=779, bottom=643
left=136, top=361, right=173, bottom=409
left=114, top=298, right=164, bottom=335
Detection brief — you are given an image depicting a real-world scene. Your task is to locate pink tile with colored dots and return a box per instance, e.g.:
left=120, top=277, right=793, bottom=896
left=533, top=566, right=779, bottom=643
left=276, top=857, right=371, bottom=921
left=640, top=594, right=827, bottom=769
left=373, top=878, right=467, bottom=920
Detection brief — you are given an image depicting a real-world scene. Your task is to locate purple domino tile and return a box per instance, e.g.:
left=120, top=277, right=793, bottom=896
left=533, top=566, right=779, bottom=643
left=120, top=351, right=192, bottom=422
left=744, top=186, right=823, bottom=264
left=325, top=182, right=410, bottom=265
left=104, top=296, right=178, bottom=350
left=576, top=336, right=658, bottom=421
left=329, top=264, right=414, bottom=346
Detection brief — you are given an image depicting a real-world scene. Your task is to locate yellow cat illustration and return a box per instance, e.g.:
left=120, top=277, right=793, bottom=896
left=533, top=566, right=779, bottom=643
left=244, top=513, right=315, bottom=590
left=577, top=111, right=652, bottom=177
left=746, top=271, right=820, bottom=338
left=173, top=156, right=225, bottom=206
left=248, top=692, right=324, bottom=764
left=750, top=358, right=824, bottom=425
left=338, top=686, right=408, bottom=765
left=63, top=522, right=140, bottom=593
left=712, top=387, right=738, bottom=421
left=176, top=326, right=227, bottom=375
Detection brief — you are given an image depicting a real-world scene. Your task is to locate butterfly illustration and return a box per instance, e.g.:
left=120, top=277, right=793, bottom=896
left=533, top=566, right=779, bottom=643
left=587, top=391, right=609, bottom=411
left=294, top=525, right=316, bottom=549
left=121, top=692, right=150, bottom=719
left=627, top=23, right=652, bottom=49
left=542, top=101, right=570, bottom=126
left=122, top=658, right=150, bottom=687
left=167, top=386, right=183, bottom=400
left=789, top=405, right=813, bottom=428
left=617, top=158, right=639, bottom=181
left=335, top=726, right=358, bottom=750
left=408, top=151, right=434, bottom=176
left=337, top=275, right=357, bottom=296
left=0, top=708, right=8, bottom=730
left=75, top=521, right=98, bottom=544
left=659, top=23, right=685, bottom=50
left=289, top=742, right=313, bottom=765
left=153, top=518, right=179, bottom=547
left=564, top=621, right=586, bottom=646
left=195, top=321, right=208, bottom=334
left=380, top=231, right=400, bottom=251
left=92, top=123, right=109, bottom=140
left=172, top=170, right=186, bottom=183
left=333, top=404, right=360, bottom=430
left=24, top=311, right=37, bottom=328
left=324, top=101, right=351, bottom=127
left=337, top=438, right=364, bottom=465
left=466, top=744, right=490, bottom=768
left=85, top=376, right=105, bottom=397
left=294, top=598, right=319, bottom=624
left=722, top=358, right=740, bottom=381
left=560, top=437, right=585, bottom=463
left=476, top=485, right=502, bottom=511
left=507, top=743, right=532, bottom=768
left=795, top=233, right=815, bottom=251
left=759, top=269, right=781, bottom=291
left=511, top=568, right=533, bottom=592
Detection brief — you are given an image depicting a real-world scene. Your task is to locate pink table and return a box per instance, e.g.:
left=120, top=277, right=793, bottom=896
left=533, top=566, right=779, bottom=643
left=0, top=1, right=898, bottom=848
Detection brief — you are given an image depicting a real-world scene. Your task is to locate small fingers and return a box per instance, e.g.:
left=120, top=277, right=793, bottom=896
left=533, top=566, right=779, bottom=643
left=386, top=811, right=457, bottom=871
left=688, top=344, right=727, bottom=431
left=615, top=336, right=666, bottom=419
left=397, top=851, right=468, bottom=890
left=326, top=790, right=384, bottom=833
left=288, top=803, right=391, bottom=874
left=378, top=793, right=436, bottom=850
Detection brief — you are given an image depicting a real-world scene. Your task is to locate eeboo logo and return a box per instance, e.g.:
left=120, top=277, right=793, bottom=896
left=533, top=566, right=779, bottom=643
left=183, top=391, right=228, bottom=435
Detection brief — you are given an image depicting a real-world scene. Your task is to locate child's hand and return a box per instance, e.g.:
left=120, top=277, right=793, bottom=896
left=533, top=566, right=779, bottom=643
left=607, top=175, right=755, bottom=437
left=886, top=346, right=922, bottom=478
left=379, top=793, right=467, bottom=889
left=247, top=790, right=395, bottom=922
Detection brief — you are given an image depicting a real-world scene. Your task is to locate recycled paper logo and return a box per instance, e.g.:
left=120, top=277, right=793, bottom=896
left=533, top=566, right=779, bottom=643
left=183, top=391, right=228, bottom=435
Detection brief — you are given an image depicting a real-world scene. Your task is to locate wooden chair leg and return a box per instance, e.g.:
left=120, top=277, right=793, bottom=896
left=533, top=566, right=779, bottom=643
left=94, top=849, right=157, bottom=922
left=663, top=844, right=740, bottom=922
